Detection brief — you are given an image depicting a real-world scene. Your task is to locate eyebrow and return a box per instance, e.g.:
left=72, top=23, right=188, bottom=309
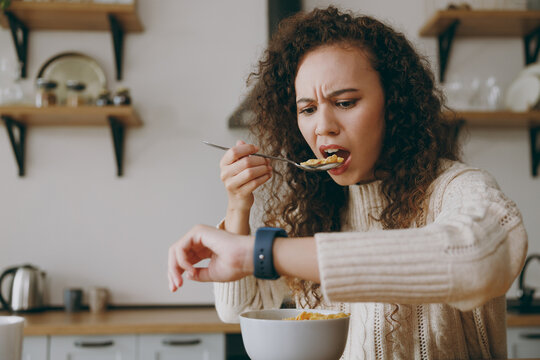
left=296, top=88, right=359, bottom=105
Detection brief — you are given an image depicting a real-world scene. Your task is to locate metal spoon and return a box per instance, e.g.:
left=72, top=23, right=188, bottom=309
left=202, top=141, right=342, bottom=172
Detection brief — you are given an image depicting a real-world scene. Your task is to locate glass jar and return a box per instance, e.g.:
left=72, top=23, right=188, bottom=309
left=113, top=87, right=131, bottom=106
left=66, top=80, right=86, bottom=107
left=35, top=78, right=57, bottom=107
left=95, top=89, right=112, bottom=106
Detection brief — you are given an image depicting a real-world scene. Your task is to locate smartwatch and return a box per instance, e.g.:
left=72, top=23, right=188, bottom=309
left=253, top=227, right=287, bottom=280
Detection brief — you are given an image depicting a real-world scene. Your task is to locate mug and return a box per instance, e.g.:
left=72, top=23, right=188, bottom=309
left=0, top=316, right=25, bottom=360
left=64, top=288, right=83, bottom=312
left=88, top=287, right=109, bottom=313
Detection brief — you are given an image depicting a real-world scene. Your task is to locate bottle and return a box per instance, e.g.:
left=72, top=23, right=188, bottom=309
left=113, top=87, right=131, bottom=106
left=35, top=78, right=57, bottom=107
left=66, top=80, right=86, bottom=107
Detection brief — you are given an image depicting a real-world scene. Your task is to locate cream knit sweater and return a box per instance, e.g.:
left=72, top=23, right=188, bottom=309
left=214, top=161, right=528, bottom=360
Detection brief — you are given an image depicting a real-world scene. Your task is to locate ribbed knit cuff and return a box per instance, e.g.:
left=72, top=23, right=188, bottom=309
left=214, top=277, right=257, bottom=323
left=315, top=226, right=451, bottom=304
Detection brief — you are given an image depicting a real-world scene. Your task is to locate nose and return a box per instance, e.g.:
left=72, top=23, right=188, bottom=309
left=315, top=106, right=340, bottom=136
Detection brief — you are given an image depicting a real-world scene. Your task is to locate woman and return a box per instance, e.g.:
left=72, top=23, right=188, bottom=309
left=168, top=6, right=527, bottom=359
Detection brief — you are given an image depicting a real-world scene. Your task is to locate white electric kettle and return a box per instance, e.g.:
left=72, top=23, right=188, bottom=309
left=0, top=264, right=46, bottom=313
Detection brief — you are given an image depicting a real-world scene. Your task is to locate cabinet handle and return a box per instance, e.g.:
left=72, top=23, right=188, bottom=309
left=74, top=340, right=115, bottom=348
left=519, top=333, right=540, bottom=339
left=162, top=339, right=201, bottom=346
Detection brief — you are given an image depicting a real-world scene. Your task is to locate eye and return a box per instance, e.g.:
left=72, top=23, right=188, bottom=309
left=336, top=99, right=357, bottom=109
left=299, top=106, right=316, bottom=115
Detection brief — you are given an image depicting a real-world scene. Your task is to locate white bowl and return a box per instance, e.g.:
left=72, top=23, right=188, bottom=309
left=239, top=309, right=350, bottom=360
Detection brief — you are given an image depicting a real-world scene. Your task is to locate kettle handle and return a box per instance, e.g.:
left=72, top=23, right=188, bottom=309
left=0, top=267, right=18, bottom=312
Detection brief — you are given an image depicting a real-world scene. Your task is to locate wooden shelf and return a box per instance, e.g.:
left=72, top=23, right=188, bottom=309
left=446, top=110, right=540, bottom=127
left=0, top=1, right=143, bottom=32
left=0, top=105, right=142, bottom=127
left=445, top=110, right=540, bottom=177
left=0, top=1, right=143, bottom=80
left=420, top=10, right=540, bottom=37
left=419, top=10, right=540, bottom=82
left=0, top=105, right=143, bottom=176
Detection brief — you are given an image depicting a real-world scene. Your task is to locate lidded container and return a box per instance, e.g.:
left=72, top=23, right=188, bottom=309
left=95, top=88, right=112, bottom=106
left=113, top=87, right=131, bottom=106
left=66, top=80, right=86, bottom=107
left=35, top=78, right=57, bottom=107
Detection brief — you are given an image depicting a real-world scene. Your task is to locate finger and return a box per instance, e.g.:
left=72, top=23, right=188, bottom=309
left=191, top=267, right=212, bottom=282
left=220, top=143, right=259, bottom=167
left=168, top=272, right=177, bottom=292
left=223, top=163, right=272, bottom=191
left=168, top=248, right=184, bottom=288
left=175, top=246, right=196, bottom=278
left=236, top=172, right=272, bottom=194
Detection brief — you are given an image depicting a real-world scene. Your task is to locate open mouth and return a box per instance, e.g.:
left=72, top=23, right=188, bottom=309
left=321, top=146, right=350, bottom=162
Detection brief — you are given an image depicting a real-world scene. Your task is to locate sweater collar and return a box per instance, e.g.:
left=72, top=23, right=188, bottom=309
left=345, top=180, right=385, bottom=231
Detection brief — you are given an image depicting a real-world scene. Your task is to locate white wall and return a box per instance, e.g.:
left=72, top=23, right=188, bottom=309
left=0, top=0, right=538, bottom=306
left=0, top=0, right=263, bottom=305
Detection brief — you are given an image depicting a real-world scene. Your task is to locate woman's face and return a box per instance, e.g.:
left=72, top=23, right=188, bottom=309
left=295, top=44, right=385, bottom=186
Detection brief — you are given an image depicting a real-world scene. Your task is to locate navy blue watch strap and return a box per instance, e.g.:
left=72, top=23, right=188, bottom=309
left=253, top=227, right=287, bottom=280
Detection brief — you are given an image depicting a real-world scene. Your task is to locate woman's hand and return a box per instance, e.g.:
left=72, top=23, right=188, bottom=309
left=168, top=224, right=254, bottom=292
left=221, top=140, right=272, bottom=212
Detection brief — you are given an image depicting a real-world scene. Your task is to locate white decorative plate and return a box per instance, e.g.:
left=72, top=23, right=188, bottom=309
left=504, top=74, right=540, bottom=112
left=518, top=62, right=540, bottom=79
left=36, top=52, right=107, bottom=104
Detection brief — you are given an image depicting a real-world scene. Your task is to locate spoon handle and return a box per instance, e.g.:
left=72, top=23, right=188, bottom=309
left=202, top=141, right=298, bottom=166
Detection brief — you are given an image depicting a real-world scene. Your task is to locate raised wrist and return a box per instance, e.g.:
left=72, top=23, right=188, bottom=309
left=242, top=235, right=255, bottom=276
left=253, top=227, right=287, bottom=280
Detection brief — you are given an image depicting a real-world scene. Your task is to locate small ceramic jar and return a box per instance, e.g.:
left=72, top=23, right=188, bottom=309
left=35, top=78, right=58, bottom=107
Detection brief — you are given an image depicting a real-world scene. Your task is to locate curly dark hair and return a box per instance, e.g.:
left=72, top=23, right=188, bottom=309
left=248, top=6, right=460, bottom=305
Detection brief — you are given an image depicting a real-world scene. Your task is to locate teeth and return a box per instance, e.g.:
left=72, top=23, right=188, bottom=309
left=324, top=149, right=339, bottom=154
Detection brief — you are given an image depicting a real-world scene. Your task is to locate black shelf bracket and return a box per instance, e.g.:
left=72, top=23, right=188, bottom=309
left=530, top=125, right=540, bottom=177
left=5, top=11, right=28, bottom=79
left=437, top=20, right=459, bottom=83
left=524, top=26, right=540, bottom=66
left=108, top=117, right=125, bottom=177
left=1, top=115, right=26, bottom=177
left=108, top=14, right=124, bottom=81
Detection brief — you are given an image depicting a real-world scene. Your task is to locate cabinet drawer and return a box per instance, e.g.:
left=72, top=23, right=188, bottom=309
left=507, top=327, right=540, bottom=359
left=50, top=335, right=136, bottom=360
left=139, top=333, right=225, bottom=360
left=23, top=336, right=48, bottom=360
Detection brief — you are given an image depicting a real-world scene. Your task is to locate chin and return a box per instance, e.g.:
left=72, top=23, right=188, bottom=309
left=328, top=174, right=359, bottom=186
left=329, top=171, right=375, bottom=186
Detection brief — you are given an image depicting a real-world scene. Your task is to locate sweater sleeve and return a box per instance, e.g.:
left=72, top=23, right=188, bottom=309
left=213, top=277, right=289, bottom=323
left=315, top=168, right=528, bottom=311
left=212, top=219, right=289, bottom=323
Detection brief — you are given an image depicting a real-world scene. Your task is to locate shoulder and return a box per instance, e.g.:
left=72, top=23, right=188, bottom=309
left=430, top=159, right=499, bottom=198
left=427, top=160, right=506, bottom=216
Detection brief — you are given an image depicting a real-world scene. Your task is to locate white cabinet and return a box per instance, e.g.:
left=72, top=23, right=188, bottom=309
left=507, top=327, right=540, bottom=359
left=50, top=335, right=137, bottom=360
left=139, top=333, right=225, bottom=360
left=23, top=336, right=48, bottom=360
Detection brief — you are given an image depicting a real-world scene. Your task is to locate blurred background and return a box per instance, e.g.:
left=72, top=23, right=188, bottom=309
left=0, top=0, right=538, bottom=308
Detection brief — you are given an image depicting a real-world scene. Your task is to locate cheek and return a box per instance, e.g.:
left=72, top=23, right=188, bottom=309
left=297, top=120, right=314, bottom=144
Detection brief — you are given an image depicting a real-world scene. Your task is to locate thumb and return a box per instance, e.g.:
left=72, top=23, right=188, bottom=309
left=236, top=139, right=246, bottom=146
left=190, top=267, right=213, bottom=282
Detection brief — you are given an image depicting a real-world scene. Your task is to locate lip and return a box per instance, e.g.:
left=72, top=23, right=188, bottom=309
left=319, top=144, right=348, bottom=158
left=328, top=155, right=350, bottom=175
left=318, top=144, right=350, bottom=176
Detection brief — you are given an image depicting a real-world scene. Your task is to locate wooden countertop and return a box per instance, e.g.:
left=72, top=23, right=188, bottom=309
left=507, top=312, right=540, bottom=327
left=10, top=307, right=240, bottom=336
left=1, top=307, right=538, bottom=336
